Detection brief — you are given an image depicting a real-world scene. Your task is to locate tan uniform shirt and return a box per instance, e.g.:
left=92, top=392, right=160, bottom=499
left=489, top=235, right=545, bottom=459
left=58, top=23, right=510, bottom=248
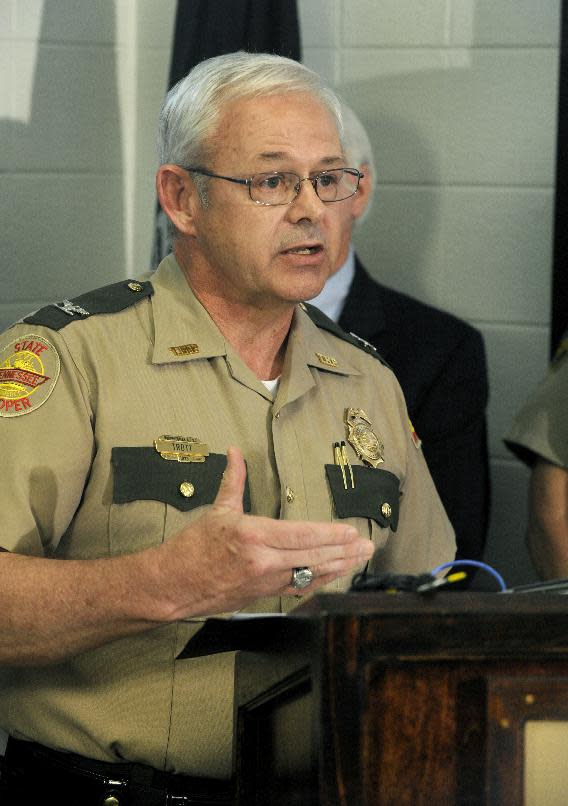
left=505, top=349, right=568, bottom=469
left=0, top=255, right=455, bottom=778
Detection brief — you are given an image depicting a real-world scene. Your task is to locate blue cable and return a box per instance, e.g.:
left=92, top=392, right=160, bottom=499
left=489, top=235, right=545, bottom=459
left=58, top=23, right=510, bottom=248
left=430, top=559, right=507, bottom=592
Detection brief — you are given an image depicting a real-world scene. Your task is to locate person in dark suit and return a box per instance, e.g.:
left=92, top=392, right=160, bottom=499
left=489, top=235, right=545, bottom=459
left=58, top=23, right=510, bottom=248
left=311, top=103, right=490, bottom=568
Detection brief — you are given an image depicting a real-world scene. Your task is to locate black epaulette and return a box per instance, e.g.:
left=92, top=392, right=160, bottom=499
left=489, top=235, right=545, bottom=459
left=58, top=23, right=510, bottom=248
left=23, top=280, right=154, bottom=331
left=302, top=302, right=391, bottom=368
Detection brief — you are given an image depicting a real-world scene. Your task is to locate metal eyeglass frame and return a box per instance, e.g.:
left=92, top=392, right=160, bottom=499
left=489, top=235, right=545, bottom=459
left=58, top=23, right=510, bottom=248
left=180, top=166, right=364, bottom=206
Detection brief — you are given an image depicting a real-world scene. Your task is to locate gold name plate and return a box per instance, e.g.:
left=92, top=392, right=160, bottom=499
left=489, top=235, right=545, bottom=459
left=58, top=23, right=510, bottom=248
left=154, top=435, right=209, bottom=463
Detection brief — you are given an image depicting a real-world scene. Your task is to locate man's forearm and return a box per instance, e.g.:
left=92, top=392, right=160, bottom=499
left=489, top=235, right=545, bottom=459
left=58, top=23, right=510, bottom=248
left=527, top=459, right=568, bottom=580
left=0, top=549, right=169, bottom=666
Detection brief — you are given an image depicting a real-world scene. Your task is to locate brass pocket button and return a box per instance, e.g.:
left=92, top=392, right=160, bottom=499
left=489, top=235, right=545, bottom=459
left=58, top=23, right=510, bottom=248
left=381, top=502, right=392, bottom=519
left=179, top=482, right=195, bottom=498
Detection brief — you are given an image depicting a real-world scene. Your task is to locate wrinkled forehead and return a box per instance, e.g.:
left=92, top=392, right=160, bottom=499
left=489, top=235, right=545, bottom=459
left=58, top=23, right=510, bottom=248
left=207, top=91, right=344, bottom=165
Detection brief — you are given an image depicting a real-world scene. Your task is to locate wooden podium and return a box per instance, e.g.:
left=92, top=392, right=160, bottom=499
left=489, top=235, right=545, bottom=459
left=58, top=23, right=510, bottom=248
left=234, top=592, right=568, bottom=805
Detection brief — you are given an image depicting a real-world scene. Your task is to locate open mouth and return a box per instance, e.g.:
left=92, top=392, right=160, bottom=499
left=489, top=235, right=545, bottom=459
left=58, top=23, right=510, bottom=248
left=283, top=245, right=323, bottom=255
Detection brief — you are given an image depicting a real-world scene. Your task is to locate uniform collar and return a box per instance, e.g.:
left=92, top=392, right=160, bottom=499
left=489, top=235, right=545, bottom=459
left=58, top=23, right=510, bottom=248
left=149, top=256, right=277, bottom=402
left=294, top=304, right=360, bottom=377
left=275, top=303, right=361, bottom=411
left=149, top=254, right=227, bottom=365
left=148, top=255, right=360, bottom=405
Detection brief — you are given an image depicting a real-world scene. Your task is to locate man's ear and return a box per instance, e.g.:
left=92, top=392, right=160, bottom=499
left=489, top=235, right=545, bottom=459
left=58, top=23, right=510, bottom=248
left=155, top=165, right=199, bottom=236
left=351, top=161, right=373, bottom=221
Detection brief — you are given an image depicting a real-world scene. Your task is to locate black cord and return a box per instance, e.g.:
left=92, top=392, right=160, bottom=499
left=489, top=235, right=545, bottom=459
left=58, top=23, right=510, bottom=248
left=350, top=571, right=436, bottom=593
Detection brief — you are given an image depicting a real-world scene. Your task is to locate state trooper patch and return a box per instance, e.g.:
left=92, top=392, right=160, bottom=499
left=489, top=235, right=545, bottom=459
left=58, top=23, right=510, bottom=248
left=0, top=333, right=60, bottom=417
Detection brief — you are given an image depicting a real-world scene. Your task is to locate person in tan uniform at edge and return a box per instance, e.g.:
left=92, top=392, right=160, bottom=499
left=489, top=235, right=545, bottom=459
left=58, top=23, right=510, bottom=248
left=505, top=334, right=568, bottom=580
left=0, top=52, right=455, bottom=804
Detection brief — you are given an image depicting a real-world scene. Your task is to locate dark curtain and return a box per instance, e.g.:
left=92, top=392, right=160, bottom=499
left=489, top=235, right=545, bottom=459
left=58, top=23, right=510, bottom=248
left=152, top=0, right=301, bottom=267
left=552, top=0, right=568, bottom=354
left=168, top=0, right=300, bottom=88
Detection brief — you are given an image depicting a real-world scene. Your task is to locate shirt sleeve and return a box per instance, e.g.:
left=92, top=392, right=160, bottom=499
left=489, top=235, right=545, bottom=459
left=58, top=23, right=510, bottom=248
left=0, top=325, right=94, bottom=556
left=505, top=356, right=568, bottom=469
left=371, top=378, right=457, bottom=575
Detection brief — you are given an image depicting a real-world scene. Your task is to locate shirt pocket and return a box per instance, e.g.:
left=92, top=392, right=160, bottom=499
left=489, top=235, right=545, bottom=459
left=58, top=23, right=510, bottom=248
left=317, top=465, right=399, bottom=594
left=325, top=464, right=400, bottom=532
left=108, top=447, right=251, bottom=555
left=325, top=464, right=401, bottom=592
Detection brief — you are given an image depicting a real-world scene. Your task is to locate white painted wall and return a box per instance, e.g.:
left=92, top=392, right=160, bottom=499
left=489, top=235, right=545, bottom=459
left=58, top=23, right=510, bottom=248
left=0, top=0, right=561, bottom=586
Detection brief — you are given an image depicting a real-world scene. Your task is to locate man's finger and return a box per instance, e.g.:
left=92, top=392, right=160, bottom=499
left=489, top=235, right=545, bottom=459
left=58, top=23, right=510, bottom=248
left=276, top=538, right=374, bottom=573
left=258, top=518, right=367, bottom=550
left=213, top=446, right=247, bottom=513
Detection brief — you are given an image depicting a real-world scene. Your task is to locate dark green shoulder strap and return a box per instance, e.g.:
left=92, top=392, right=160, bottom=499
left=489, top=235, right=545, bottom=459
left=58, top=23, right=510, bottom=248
left=302, top=302, right=390, bottom=368
left=23, top=280, right=154, bottom=331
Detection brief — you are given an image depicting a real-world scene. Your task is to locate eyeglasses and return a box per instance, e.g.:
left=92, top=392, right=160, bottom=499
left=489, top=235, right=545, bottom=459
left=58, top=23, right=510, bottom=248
left=181, top=166, right=364, bottom=206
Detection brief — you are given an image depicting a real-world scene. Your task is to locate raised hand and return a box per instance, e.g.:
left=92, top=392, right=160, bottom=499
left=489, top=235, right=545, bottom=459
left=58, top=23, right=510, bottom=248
left=155, top=446, right=375, bottom=619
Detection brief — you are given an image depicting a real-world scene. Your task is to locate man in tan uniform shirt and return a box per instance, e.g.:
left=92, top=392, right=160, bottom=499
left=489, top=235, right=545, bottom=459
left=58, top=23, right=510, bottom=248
left=0, top=52, right=455, bottom=803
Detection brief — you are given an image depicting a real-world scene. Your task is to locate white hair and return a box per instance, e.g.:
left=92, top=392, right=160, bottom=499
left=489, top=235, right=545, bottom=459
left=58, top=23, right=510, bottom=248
left=340, top=102, right=376, bottom=225
left=157, top=51, right=344, bottom=171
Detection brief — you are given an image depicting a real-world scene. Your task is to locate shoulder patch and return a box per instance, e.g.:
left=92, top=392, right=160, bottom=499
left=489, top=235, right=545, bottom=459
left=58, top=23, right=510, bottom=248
left=23, top=280, right=153, bottom=331
left=408, top=418, right=422, bottom=449
left=0, top=333, right=60, bottom=417
left=301, top=302, right=390, bottom=368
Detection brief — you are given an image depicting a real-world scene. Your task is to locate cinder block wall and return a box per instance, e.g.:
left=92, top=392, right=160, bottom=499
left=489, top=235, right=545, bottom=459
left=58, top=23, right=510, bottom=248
left=0, top=0, right=129, bottom=329
left=1, top=0, right=561, bottom=587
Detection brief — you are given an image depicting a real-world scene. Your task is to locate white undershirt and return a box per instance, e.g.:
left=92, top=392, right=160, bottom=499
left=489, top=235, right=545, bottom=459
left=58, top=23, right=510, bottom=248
left=261, top=377, right=280, bottom=394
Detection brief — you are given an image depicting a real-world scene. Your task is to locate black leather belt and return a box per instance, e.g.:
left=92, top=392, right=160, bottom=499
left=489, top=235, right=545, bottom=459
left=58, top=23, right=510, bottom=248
left=1, top=737, right=235, bottom=805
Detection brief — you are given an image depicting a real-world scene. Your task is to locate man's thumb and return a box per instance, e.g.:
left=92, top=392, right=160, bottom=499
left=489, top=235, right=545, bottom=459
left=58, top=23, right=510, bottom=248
left=214, top=446, right=246, bottom=512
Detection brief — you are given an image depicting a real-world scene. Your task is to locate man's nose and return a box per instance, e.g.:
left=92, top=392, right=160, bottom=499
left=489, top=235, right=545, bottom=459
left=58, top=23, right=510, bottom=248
left=287, top=177, right=325, bottom=222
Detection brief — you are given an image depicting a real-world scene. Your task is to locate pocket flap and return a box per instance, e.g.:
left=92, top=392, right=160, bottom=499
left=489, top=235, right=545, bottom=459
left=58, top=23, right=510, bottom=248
left=112, top=448, right=251, bottom=512
left=325, top=464, right=400, bottom=530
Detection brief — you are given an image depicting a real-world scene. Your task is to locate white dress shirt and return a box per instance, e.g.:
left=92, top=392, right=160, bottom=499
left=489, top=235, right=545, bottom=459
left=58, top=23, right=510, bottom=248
left=308, top=246, right=355, bottom=322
